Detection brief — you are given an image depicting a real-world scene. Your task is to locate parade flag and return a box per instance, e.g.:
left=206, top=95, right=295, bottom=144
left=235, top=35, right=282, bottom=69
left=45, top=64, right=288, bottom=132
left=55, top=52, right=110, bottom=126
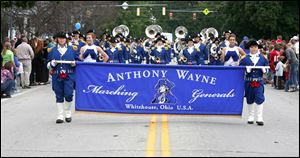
left=75, top=62, right=245, bottom=115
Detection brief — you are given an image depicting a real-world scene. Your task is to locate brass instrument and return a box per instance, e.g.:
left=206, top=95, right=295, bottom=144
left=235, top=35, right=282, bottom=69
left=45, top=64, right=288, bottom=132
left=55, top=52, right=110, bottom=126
left=145, top=25, right=162, bottom=39
left=112, top=25, right=130, bottom=37
left=98, top=53, right=104, bottom=62
left=155, top=57, right=161, bottom=64
left=205, top=27, right=219, bottom=39
left=175, top=26, right=188, bottom=39
left=174, top=26, right=188, bottom=56
left=210, top=43, right=219, bottom=60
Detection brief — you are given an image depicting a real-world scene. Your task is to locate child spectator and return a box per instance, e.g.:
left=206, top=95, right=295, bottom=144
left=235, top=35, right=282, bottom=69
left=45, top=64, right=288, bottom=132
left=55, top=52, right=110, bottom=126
left=1, top=61, right=15, bottom=98
left=275, top=56, right=284, bottom=89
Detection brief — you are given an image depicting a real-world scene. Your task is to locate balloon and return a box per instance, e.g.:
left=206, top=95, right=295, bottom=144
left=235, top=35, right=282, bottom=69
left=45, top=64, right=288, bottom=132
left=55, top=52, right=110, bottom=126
left=75, top=23, right=81, bottom=30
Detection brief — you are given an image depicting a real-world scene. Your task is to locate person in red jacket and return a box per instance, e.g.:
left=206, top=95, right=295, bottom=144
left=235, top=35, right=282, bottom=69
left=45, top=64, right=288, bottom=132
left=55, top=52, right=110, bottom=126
left=269, top=44, right=282, bottom=88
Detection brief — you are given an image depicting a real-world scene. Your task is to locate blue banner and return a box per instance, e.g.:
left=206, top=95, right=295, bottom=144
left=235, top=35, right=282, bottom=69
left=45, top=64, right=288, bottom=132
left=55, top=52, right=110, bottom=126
left=75, top=62, right=245, bottom=115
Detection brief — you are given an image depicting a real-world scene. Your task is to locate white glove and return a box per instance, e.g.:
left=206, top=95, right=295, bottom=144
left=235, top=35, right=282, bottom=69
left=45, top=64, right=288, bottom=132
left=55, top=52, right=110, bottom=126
left=204, top=60, right=209, bottom=65
left=70, top=61, right=76, bottom=67
left=125, top=60, right=129, bottom=64
left=51, top=60, right=57, bottom=67
left=246, top=67, right=252, bottom=73
left=261, top=68, right=266, bottom=73
left=47, top=62, right=51, bottom=69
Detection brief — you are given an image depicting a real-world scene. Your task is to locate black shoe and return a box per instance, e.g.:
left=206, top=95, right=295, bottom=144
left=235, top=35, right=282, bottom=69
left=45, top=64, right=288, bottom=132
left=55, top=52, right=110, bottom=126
left=256, top=121, right=264, bottom=126
left=25, top=86, right=31, bottom=89
left=56, top=119, right=64, bottom=124
left=247, top=121, right=254, bottom=124
left=65, top=117, right=72, bottom=123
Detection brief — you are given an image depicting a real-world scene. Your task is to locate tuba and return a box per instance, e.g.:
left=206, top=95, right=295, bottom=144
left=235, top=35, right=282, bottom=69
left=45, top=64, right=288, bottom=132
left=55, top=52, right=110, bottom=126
left=130, top=42, right=138, bottom=58
left=145, top=25, right=162, bottom=39
left=112, top=25, right=130, bottom=37
left=210, top=43, right=219, bottom=60
left=143, top=25, right=162, bottom=52
left=205, top=27, right=218, bottom=40
left=200, top=28, right=207, bottom=42
left=174, top=26, right=188, bottom=60
left=175, top=26, right=188, bottom=39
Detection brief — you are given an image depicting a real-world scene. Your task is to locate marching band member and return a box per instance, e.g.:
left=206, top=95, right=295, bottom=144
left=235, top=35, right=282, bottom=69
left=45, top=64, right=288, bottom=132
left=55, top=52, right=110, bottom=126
left=221, top=34, right=246, bottom=66
left=219, top=30, right=231, bottom=48
left=180, top=37, right=201, bottom=65
left=239, top=40, right=269, bottom=126
left=47, top=32, right=78, bottom=124
left=69, top=31, right=85, bottom=61
left=129, top=38, right=144, bottom=64
left=207, top=38, right=223, bottom=65
left=150, top=37, right=170, bottom=64
left=79, top=33, right=109, bottom=62
left=99, top=32, right=111, bottom=51
left=193, top=33, right=208, bottom=65
left=116, top=34, right=129, bottom=64
left=106, top=37, right=125, bottom=63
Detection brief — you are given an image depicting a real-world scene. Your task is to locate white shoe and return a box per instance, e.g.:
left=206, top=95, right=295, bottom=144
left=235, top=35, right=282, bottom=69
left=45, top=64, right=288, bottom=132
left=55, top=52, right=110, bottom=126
left=64, top=101, right=72, bottom=122
left=56, top=103, right=65, bottom=123
left=247, top=104, right=255, bottom=124
left=256, top=104, right=264, bottom=126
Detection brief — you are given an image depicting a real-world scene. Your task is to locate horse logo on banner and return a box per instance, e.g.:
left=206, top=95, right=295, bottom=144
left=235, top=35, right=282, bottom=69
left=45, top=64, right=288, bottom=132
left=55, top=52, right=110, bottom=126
left=151, top=78, right=177, bottom=104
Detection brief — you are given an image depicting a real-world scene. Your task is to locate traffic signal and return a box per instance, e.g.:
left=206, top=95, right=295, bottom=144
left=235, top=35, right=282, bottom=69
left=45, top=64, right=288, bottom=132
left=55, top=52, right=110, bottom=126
left=192, top=12, right=197, bottom=20
left=169, top=12, right=173, bottom=20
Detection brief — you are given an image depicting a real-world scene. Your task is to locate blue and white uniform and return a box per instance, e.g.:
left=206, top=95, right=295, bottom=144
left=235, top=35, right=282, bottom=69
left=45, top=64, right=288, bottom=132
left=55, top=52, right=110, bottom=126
left=194, top=42, right=207, bottom=65
left=106, top=46, right=124, bottom=63
left=239, top=52, right=269, bottom=125
left=224, top=46, right=240, bottom=66
left=181, top=46, right=201, bottom=65
left=47, top=45, right=78, bottom=103
left=82, top=44, right=98, bottom=62
left=150, top=46, right=170, bottom=64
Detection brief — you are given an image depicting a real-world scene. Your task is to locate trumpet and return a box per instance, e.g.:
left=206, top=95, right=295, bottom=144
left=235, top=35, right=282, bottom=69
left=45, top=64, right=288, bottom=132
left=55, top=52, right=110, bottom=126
left=180, top=56, right=188, bottom=63
left=155, top=57, right=161, bottom=64
left=98, top=54, right=104, bottom=62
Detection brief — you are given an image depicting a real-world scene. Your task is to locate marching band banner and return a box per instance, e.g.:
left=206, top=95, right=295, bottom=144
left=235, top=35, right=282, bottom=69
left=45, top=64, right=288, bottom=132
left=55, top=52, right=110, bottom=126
left=75, top=62, right=245, bottom=115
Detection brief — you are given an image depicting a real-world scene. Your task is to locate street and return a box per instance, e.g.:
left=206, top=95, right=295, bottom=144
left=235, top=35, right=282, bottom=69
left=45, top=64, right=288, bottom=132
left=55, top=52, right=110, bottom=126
left=1, top=84, right=299, bottom=157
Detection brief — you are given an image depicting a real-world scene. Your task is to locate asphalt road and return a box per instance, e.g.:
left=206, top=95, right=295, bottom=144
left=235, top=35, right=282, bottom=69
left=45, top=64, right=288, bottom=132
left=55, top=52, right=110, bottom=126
left=1, top=84, right=299, bottom=157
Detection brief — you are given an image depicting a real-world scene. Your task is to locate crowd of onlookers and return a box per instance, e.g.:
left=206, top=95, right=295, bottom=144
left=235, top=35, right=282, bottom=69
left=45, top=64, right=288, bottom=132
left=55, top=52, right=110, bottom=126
left=1, top=34, right=55, bottom=98
left=257, top=35, right=299, bottom=92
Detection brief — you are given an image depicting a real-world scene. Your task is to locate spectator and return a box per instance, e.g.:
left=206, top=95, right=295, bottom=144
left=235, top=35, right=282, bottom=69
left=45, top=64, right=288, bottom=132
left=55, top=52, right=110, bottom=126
left=275, top=56, right=284, bottom=89
left=1, top=42, right=15, bottom=66
left=290, top=36, right=299, bottom=57
left=16, top=37, right=34, bottom=89
left=14, top=34, right=25, bottom=49
left=285, top=43, right=299, bottom=92
left=269, top=44, right=282, bottom=88
left=1, top=61, right=15, bottom=98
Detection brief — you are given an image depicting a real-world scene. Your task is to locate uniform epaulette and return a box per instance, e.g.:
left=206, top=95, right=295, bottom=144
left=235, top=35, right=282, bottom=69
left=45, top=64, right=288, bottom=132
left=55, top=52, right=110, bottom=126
left=117, top=47, right=122, bottom=51
left=74, top=41, right=79, bottom=45
left=240, top=55, right=246, bottom=60
left=80, top=40, right=86, bottom=44
left=262, top=54, right=268, bottom=60
left=126, top=47, right=129, bottom=51
left=151, top=47, right=156, bottom=50
left=68, top=42, right=73, bottom=46
left=72, top=45, right=78, bottom=51
left=195, top=47, right=200, bottom=52
left=47, top=47, right=53, bottom=53
left=165, top=46, right=169, bottom=50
